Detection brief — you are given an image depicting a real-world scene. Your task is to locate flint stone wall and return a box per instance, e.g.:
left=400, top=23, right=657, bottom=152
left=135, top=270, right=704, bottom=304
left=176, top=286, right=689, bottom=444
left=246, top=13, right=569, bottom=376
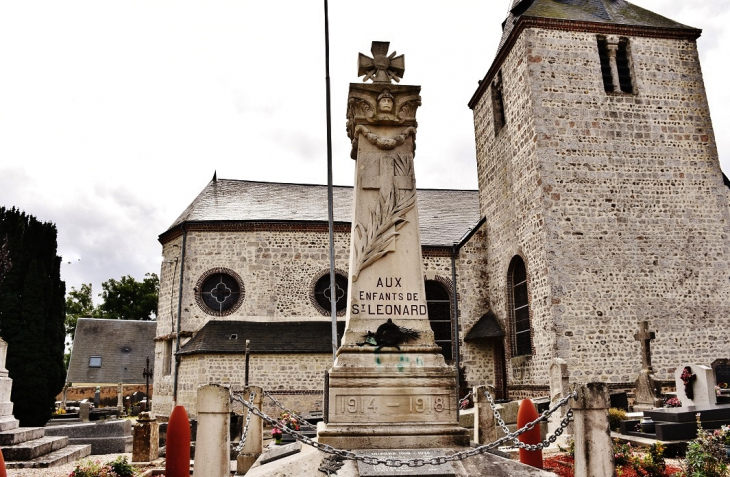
left=473, top=26, right=730, bottom=389
left=151, top=227, right=463, bottom=417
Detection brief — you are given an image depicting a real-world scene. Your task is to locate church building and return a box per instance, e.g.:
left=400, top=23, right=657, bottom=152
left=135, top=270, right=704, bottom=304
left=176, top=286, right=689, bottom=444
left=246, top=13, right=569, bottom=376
left=152, top=0, right=730, bottom=418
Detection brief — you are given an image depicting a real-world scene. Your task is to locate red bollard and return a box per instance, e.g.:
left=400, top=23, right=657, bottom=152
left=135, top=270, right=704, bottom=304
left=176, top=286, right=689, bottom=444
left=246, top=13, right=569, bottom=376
left=517, top=398, right=543, bottom=469
left=165, top=405, right=191, bottom=477
left=0, top=448, right=7, bottom=477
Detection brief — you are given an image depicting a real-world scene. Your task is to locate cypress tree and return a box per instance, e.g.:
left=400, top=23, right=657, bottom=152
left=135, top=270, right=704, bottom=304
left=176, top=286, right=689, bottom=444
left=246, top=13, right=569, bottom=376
left=0, top=207, right=66, bottom=426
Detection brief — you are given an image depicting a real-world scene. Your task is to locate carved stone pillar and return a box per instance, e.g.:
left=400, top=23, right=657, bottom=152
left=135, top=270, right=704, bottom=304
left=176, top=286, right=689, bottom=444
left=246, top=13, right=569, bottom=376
left=606, top=36, right=621, bottom=93
left=317, top=41, right=469, bottom=450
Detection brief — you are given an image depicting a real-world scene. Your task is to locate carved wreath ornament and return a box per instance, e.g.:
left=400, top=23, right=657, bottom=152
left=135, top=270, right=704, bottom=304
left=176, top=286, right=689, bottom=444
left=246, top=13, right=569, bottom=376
left=352, top=154, right=416, bottom=282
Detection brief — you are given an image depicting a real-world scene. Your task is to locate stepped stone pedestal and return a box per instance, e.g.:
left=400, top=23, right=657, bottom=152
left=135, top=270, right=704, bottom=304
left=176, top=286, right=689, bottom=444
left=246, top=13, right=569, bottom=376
left=0, top=338, right=91, bottom=468
left=0, top=338, right=19, bottom=433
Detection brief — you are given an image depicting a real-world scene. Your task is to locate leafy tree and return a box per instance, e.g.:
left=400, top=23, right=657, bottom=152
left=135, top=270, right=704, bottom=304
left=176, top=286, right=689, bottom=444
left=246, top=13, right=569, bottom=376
left=65, top=283, right=96, bottom=339
left=96, top=273, right=159, bottom=321
left=0, top=207, right=66, bottom=426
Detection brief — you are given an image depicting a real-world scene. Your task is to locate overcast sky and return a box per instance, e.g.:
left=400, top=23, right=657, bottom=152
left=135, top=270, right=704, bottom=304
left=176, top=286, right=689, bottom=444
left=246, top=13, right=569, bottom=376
left=1, top=0, right=728, bottom=304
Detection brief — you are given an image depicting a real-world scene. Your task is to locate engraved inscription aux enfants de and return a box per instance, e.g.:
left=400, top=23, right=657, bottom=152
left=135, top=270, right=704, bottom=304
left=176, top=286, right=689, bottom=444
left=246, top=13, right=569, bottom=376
left=351, top=276, right=427, bottom=317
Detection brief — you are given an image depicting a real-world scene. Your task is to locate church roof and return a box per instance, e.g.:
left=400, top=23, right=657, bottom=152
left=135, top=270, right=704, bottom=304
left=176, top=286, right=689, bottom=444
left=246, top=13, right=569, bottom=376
left=470, top=0, right=700, bottom=109
left=66, top=318, right=156, bottom=385
left=177, top=320, right=346, bottom=355
left=164, top=179, right=481, bottom=247
left=498, top=0, right=695, bottom=54
left=464, top=310, right=506, bottom=341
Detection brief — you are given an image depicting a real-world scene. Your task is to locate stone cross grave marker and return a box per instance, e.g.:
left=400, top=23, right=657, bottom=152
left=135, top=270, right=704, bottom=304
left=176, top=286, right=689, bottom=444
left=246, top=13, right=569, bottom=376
left=633, top=321, right=663, bottom=410
left=634, top=320, right=655, bottom=372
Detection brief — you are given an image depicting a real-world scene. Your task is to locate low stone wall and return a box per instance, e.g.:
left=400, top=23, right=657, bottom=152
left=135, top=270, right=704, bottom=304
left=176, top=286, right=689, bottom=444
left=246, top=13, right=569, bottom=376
left=57, top=384, right=153, bottom=408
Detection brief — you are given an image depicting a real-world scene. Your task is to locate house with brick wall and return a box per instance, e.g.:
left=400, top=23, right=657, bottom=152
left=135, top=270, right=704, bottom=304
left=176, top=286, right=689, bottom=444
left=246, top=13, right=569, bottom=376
left=151, top=0, right=730, bottom=418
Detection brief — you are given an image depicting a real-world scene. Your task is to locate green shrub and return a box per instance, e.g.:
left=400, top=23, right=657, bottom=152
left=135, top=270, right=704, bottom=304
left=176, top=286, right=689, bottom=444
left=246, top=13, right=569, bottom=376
left=683, top=416, right=729, bottom=477
left=69, top=456, right=136, bottom=477
left=609, top=408, right=628, bottom=430
left=109, top=456, right=135, bottom=476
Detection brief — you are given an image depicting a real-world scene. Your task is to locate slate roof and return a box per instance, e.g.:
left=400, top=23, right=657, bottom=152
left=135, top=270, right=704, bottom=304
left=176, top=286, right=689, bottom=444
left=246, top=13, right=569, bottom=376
left=164, top=179, right=481, bottom=247
left=66, top=318, right=156, bottom=385
left=464, top=311, right=506, bottom=341
left=498, top=0, right=696, bottom=55
left=177, top=320, right=346, bottom=355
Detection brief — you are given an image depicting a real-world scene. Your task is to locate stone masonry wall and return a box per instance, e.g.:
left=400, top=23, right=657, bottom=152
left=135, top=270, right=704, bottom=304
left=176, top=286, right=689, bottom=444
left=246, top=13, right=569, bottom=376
left=152, top=226, right=463, bottom=417
left=474, top=26, right=730, bottom=390
left=528, top=29, right=730, bottom=384
left=454, top=227, right=497, bottom=390
left=473, top=31, right=553, bottom=390
left=172, top=353, right=331, bottom=418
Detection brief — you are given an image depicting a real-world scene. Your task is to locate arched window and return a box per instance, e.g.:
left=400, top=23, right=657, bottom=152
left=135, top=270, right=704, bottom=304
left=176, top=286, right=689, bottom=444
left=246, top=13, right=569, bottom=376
left=425, top=280, right=452, bottom=360
left=509, top=256, right=532, bottom=357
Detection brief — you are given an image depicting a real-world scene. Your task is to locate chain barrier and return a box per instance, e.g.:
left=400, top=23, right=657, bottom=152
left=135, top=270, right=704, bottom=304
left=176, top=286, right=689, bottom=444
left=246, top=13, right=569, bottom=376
left=263, top=391, right=317, bottom=430
left=483, top=389, right=576, bottom=451
left=231, top=389, right=576, bottom=468
left=234, top=389, right=256, bottom=453
left=458, top=390, right=473, bottom=409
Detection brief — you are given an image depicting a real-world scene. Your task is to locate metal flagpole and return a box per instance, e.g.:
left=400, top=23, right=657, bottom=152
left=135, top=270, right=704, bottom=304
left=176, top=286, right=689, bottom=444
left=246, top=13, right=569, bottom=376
left=324, top=0, right=338, bottom=361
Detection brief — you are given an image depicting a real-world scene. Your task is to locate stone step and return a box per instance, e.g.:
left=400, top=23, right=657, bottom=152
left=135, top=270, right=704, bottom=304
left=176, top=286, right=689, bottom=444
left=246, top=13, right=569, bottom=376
left=0, top=435, right=69, bottom=461
left=4, top=444, right=92, bottom=469
left=0, top=426, right=44, bottom=445
left=0, top=416, right=19, bottom=432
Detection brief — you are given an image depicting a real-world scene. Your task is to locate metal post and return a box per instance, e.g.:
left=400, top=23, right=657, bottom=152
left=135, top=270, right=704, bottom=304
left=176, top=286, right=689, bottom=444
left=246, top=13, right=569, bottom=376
left=244, top=340, right=250, bottom=386
left=451, top=244, right=462, bottom=410
left=172, top=226, right=187, bottom=403
left=324, top=0, right=338, bottom=361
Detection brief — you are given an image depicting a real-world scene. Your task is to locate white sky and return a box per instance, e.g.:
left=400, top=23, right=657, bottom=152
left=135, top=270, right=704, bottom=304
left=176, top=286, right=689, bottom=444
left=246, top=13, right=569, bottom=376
left=0, top=0, right=728, bottom=304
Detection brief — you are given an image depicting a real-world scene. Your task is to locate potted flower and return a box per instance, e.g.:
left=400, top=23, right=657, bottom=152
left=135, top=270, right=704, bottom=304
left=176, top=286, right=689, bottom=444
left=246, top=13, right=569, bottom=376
left=271, top=426, right=283, bottom=445
left=664, top=397, right=682, bottom=408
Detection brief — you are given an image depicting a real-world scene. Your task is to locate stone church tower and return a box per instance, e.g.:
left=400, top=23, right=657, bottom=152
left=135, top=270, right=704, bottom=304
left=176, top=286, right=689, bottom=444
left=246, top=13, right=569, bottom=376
left=469, top=0, right=730, bottom=395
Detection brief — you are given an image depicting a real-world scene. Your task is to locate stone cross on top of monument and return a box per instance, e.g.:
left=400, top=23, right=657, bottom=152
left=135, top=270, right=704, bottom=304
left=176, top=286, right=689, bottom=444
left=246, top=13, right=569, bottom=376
left=634, top=320, right=656, bottom=372
left=358, top=41, right=405, bottom=84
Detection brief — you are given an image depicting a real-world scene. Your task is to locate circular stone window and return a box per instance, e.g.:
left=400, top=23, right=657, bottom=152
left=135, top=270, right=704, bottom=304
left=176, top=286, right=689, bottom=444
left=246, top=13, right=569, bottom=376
left=195, top=268, right=245, bottom=316
left=311, top=270, right=348, bottom=316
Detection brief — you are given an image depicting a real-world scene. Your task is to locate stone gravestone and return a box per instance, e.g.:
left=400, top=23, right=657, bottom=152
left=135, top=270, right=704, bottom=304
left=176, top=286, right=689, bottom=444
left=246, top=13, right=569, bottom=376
left=633, top=321, right=663, bottom=411
left=547, top=358, right=572, bottom=445
left=117, top=383, right=124, bottom=415
left=0, top=338, right=20, bottom=432
left=317, top=41, right=469, bottom=451
left=712, top=359, right=730, bottom=387
left=132, top=411, right=159, bottom=463
left=675, top=364, right=717, bottom=408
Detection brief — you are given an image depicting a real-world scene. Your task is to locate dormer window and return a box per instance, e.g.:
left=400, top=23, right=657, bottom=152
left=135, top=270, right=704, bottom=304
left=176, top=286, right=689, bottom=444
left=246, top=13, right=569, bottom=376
left=492, top=71, right=506, bottom=135
left=597, top=36, right=633, bottom=94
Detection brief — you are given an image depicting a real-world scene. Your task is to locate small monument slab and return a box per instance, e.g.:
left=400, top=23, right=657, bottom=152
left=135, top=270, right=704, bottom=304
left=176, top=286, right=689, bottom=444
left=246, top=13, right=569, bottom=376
left=356, top=449, right=455, bottom=476
left=259, top=441, right=301, bottom=465
left=675, top=364, right=717, bottom=408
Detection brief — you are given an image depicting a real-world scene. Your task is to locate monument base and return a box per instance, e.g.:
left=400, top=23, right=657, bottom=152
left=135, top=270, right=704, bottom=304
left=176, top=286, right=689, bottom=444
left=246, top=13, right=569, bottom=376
left=317, top=422, right=470, bottom=449
left=318, top=350, right=470, bottom=449
left=633, top=370, right=663, bottom=411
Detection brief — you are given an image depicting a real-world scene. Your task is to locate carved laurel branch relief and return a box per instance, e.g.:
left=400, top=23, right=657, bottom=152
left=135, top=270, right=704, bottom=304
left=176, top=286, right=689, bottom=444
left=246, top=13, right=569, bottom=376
left=352, top=154, right=416, bottom=282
